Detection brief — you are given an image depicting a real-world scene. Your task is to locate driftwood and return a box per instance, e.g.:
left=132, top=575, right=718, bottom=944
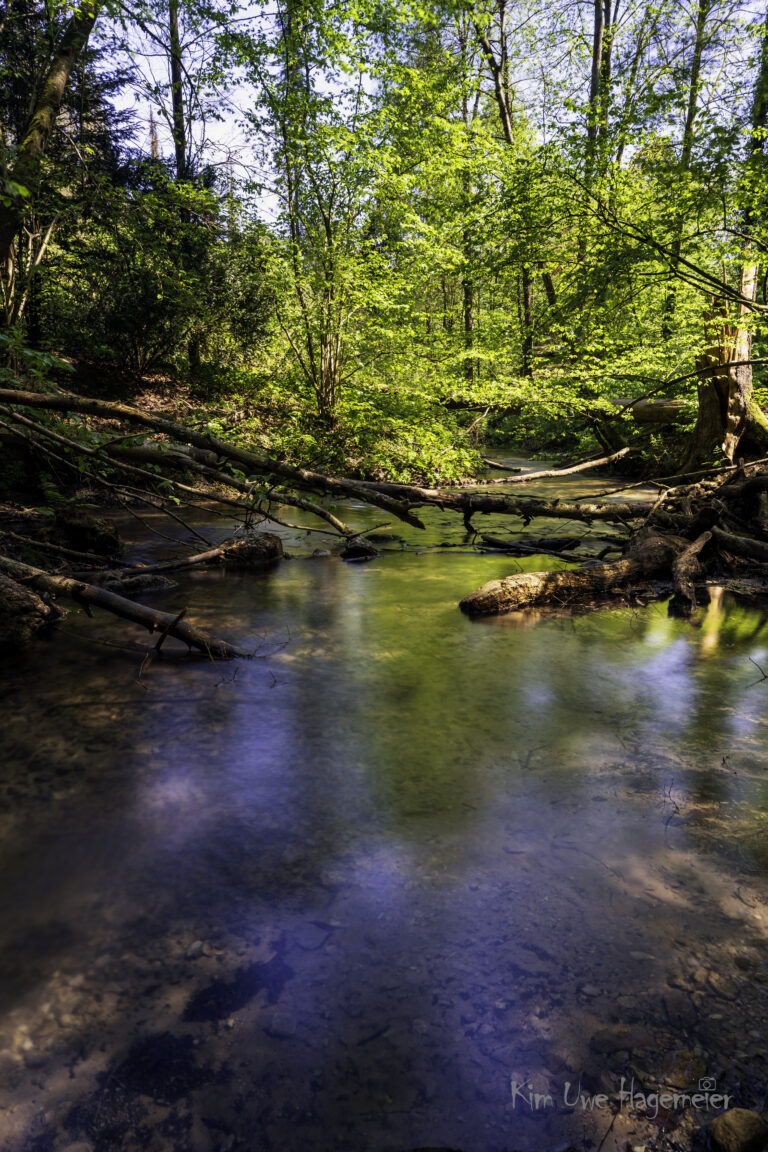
left=668, top=531, right=713, bottom=616
left=0, top=555, right=246, bottom=658
left=481, top=457, right=522, bottom=471
left=460, top=528, right=685, bottom=616
left=458, top=448, right=632, bottom=487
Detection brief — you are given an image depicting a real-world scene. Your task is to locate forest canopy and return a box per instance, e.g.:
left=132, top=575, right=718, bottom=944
left=3, top=0, right=768, bottom=483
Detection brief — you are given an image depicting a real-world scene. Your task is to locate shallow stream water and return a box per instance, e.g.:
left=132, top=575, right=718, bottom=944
left=1, top=459, right=768, bottom=1152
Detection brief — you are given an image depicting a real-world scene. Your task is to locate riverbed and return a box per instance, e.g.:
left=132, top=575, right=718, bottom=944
left=1, top=459, right=768, bottom=1152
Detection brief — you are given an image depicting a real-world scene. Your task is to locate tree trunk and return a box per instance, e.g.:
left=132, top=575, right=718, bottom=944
left=0, top=554, right=246, bottom=658
left=168, top=0, right=187, bottom=181
left=678, top=305, right=745, bottom=472
left=521, top=264, right=533, bottom=376
left=679, top=17, right=768, bottom=472
left=662, top=0, right=710, bottom=337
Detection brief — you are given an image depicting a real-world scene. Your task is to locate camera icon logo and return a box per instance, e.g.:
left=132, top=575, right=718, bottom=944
left=699, top=1077, right=717, bottom=1092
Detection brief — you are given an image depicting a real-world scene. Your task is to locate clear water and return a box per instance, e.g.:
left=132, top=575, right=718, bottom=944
left=1, top=460, right=768, bottom=1152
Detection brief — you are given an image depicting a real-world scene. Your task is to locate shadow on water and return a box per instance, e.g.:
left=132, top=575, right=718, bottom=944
left=1, top=461, right=768, bottom=1152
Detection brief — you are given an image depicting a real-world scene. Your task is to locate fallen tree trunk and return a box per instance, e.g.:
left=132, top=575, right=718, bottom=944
left=459, top=528, right=684, bottom=616
left=482, top=457, right=522, bottom=471
left=106, top=442, right=355, bottom=536
left=0, top=555, right=246, bottom=658
left=458, top=447, right=631, bottom=486
left=0, top=389, right=425, bottom=530
left=710, top=525, right=768, bottom=563
left=96, top=534, right=284, bottom=582
left=610, top=398, right=687, bottom=424
left=357, top=478, right=656, bottom=525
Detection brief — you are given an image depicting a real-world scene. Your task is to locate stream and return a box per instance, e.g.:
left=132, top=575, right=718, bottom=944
left=1, top=458, right=768, bottom=1152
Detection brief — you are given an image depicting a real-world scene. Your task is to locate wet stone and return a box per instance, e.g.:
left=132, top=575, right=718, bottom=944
left=292, top=922, right=331, bottom=951
left=708, top=1109, right=768, bottom=1152
left=65, top=1083, right=145, bottom=1144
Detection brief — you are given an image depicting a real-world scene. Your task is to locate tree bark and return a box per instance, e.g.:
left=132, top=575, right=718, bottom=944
left=668, top=530, right=712, bottom=616
left=355, top=477, right=655, bottom=524
left=168, top=0, right=187, bottom=181
left=0, top=571, right=58, bottom=648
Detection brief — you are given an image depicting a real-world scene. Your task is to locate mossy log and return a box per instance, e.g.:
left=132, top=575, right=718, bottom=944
left=460, top=528, right=685, bottom=616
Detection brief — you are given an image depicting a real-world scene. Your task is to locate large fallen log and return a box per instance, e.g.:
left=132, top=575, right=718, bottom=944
left=0, top=555, right=246, bottom=658
left=0, top=389, right=425, bottom=530
left=711, top=525, right=768, bottom=562
left=459, top=528, right=685, bottom=616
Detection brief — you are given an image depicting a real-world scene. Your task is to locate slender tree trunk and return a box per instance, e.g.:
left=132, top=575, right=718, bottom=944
left=578, top=0, right=613, bottom=269
left=463, top=272, right=474, bottom=384
left=168, top=0, right=187, bottom=181
left=582, top=0, right=605, bottom=207
left=662, top=0, right=709, bottom=338
left=521, top=264, right=533, bottom=376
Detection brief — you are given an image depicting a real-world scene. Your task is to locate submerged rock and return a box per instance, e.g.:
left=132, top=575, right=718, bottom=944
left=113, top=1032, right=212, bottom=1103
left=708, top=1109, right=768, bottom=1152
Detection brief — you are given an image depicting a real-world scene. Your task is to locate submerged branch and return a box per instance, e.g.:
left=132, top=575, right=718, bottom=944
left=0, top=554, right=247, bottom=658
